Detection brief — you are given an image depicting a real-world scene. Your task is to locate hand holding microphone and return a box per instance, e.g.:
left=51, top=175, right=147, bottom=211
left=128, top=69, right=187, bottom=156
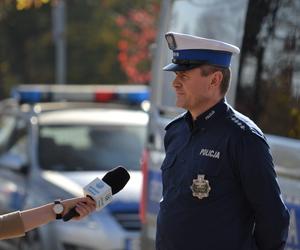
left=63, top=166, right=130, bottom=221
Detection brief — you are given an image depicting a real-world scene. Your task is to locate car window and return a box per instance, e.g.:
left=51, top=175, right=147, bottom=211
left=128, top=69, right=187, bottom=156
left=0, top=115, right=16, bottom=153
left=7, top=134, right=29, bottom=165
left=38, top=124, right=146, bottom=171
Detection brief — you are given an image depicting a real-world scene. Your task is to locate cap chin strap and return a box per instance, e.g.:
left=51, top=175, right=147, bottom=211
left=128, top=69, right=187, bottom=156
left=172, top=58, right=207, bottom=65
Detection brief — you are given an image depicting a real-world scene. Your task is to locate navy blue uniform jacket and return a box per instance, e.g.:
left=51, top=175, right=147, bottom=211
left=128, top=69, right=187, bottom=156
left=156, top=99, right=290, bottom=250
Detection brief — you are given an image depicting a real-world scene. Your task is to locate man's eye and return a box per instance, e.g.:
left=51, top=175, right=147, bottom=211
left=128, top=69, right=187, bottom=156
left=181, top=75, right=188, bottom=80
left=175, top=73, right=189, bottom=80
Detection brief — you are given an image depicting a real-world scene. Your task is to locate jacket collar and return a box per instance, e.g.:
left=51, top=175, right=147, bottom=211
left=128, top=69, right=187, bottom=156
left=184, top=98, right=228, bottom=131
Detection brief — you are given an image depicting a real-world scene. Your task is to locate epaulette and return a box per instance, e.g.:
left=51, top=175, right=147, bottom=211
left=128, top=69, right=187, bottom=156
left=165, top=112, right=187, bottom=130
left=229, top=111, right=266, bottom=141
left=230, top=115, right=247, bottom=131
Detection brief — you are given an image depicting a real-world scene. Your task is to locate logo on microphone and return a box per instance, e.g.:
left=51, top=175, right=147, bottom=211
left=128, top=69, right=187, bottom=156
left=87, top=186, right=100, bottom=195
left=104, top=193, right=112, bottom=201
left=96, top=182, right=104, bottom=189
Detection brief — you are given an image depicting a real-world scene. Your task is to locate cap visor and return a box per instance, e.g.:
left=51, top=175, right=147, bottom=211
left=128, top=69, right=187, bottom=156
left=163, top=63, right=202, bottom=72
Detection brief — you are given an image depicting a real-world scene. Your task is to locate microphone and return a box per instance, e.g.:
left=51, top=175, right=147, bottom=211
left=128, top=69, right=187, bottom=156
left=62, top=166, right=130, bottom=221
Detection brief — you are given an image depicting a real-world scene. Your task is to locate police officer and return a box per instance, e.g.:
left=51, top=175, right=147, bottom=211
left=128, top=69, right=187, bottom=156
left=156, top=32, right=290, bottom=250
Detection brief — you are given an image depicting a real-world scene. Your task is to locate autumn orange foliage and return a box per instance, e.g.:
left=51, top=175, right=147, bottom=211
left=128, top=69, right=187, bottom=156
left=116, top=4, right=159, bottom=85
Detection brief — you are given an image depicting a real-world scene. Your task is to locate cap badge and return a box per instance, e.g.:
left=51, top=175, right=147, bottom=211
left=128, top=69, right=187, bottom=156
left=191, top=175, right=211, bottom=199
left=165, top=33, right=177, bottom=50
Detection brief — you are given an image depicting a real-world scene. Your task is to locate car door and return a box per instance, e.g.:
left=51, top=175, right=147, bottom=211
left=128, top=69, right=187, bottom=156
left=0, top=113, right=30, bottom=214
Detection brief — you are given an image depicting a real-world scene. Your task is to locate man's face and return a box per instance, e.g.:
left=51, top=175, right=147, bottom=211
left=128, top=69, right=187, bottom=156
left=172, top=67, right=217, bottom=113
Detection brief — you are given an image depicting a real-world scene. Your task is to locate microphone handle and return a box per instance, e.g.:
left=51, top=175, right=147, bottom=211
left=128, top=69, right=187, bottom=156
left=62, top=206, right=79, bottom=222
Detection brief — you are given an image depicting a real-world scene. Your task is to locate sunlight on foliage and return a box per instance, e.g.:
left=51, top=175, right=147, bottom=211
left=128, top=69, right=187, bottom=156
left=16, top=0, right=50, bottom=10
left=115, top=3, right=159, bottom=84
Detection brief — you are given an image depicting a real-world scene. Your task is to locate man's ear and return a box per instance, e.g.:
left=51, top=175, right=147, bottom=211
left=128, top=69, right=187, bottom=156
left=211, top=71, right=223, bottom=88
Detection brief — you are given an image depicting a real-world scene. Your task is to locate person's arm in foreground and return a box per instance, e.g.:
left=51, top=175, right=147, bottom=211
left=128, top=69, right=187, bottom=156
left=0, top=197, right=96, bottom=240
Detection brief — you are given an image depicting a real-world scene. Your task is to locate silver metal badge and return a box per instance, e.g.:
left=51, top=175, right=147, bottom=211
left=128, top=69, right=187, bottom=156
left=165, top=33, right=177, bottom=50
left=191, top=174, right=211, bottom=199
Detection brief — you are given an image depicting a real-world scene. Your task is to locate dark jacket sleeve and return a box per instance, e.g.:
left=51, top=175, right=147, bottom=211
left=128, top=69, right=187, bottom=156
left=0, top=211, right=25, bottom=240
left=235, top=132, right=290, bottom=250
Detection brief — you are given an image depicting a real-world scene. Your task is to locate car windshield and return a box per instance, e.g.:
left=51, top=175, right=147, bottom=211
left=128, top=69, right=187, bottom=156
left=38, top=124, right=146, bottom=171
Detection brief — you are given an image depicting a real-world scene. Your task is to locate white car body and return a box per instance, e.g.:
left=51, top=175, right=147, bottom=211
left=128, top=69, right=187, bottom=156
left=0, top=86, right=149, bottom=250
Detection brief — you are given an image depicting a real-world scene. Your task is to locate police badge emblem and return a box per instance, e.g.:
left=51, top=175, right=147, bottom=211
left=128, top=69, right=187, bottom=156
left=191, top=175, right=211, bottom=199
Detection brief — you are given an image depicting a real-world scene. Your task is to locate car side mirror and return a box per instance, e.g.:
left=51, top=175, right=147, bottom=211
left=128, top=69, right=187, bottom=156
left=0, top=153, right=29, bottom=174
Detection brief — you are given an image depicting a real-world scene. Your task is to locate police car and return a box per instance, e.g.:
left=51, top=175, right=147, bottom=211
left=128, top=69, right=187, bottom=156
left=0, top=84, right=149, bottom=250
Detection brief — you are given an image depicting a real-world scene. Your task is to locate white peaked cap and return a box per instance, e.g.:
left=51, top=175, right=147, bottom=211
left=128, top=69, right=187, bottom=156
left=168, top=32, right=240, bottom=54
left=163, top=31, right=240, bottom=71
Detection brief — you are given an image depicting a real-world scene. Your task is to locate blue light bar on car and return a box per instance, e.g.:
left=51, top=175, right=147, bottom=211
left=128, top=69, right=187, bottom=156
left=118, top=90, right=150, bottom=104
left=11, top=84, right=150, bottom=105
left=17, top=90, right=43, bottom=103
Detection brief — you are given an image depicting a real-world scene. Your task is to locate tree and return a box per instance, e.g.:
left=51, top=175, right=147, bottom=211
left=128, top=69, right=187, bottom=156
left=235, top=0, right=300, bottom=139
left=115, top=3, right=159, bottom=84
left=0, top=0, right=160, bottom=98
left=0, top=1, right=53, bottom=98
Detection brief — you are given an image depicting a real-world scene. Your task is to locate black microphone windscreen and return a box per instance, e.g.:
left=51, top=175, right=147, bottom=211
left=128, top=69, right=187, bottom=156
left=102, top=166, right=130, bottom=194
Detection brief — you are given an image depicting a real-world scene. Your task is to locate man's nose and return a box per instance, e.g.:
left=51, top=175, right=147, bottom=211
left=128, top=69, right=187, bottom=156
left=172, top=76, right=182, bottom=87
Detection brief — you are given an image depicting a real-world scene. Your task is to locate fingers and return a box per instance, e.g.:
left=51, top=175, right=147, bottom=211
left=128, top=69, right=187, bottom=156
left=62, top=197, right=96, bottom=210
left=80, top=196, right=96, bottom=206
left=60, top=197, right=96, bottom=220
left=73, top=201, right=96, bottom=220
